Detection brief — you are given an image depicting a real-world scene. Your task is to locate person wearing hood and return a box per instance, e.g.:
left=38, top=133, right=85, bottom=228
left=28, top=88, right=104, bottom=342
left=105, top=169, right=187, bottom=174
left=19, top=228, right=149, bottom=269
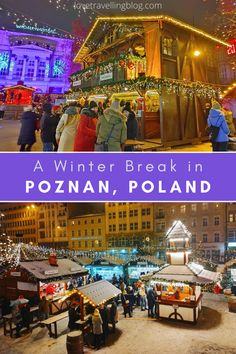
left=74, top=101, right=98, bottom=151
left=207, top=101, right=230, bottom=152
left=56, top=105, right=80, bottom=151
left=17, top=105, right=38, bottom=151
left=40, top=103, right=55, bottom=152
left=95, top=99, right=127, bottom=152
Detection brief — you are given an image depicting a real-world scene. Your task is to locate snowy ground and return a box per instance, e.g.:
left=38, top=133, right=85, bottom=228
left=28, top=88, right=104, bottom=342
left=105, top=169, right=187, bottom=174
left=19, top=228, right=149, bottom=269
left=0, top=293, right=236, bottom=354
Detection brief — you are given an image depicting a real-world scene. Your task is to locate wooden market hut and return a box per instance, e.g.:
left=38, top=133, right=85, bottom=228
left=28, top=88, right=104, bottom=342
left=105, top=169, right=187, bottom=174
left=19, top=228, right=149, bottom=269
left=3, top=84, right=35, bottom=105
left=60, top=280, right=121, bottom=321
left=86, top=257, right=125, bottom=281
left=72, top=15, right=229, bottom=147
left=0, top=258, right=88, bottom=314
left=142, top=221, right=221, bottom=323
left=124, top=256, right=165, bottom=281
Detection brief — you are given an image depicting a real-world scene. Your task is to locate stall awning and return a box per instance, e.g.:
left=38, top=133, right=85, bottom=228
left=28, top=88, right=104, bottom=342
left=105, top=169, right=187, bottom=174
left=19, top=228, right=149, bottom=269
left=143, top=263, right=221, bottom=285
left=77, top=280, right=121, bottom=306
left=20, top=259, right=87, bottom=280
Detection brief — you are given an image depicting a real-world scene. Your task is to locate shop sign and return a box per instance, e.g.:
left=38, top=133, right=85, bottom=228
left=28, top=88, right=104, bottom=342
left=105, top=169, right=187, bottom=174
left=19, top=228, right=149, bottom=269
left=73, top=80, right=82, bottom=87
left=227, top=39, right=236, bottom=56
left=44, top=269, right=59, bottom=275
left=100, top=261, right=109, bottom=265
left=10, top=271, right=21, bottom=277
left=100, top=72, right=113, bottom=81
left=17, top=281, right=37, bottom=292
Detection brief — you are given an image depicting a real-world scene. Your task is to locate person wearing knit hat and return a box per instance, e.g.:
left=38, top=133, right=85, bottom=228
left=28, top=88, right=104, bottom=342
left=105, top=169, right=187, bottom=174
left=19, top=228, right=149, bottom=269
left=56, top=104, right=80, bottom=151
left=74, top=100, right=98, bottom=151
left=92, top=308, right=103, bottom=349
left=95, top=99, right=127, bottom=151
left=207, top=101, right=230, bottom=151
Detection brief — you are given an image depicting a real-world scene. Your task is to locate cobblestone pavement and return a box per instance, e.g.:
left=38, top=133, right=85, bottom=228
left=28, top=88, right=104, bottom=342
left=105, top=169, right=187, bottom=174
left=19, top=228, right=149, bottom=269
left=0, top=294, right=235, bottom=354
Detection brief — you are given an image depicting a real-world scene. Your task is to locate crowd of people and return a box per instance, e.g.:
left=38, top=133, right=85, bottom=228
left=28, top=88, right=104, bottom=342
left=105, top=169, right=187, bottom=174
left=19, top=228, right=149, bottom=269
left=16, top=98, right=139, bottom=152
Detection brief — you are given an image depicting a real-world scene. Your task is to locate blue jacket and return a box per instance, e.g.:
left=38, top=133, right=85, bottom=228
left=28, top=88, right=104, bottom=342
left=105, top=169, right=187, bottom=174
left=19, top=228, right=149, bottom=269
left=207, top=109, right=229, bottom=142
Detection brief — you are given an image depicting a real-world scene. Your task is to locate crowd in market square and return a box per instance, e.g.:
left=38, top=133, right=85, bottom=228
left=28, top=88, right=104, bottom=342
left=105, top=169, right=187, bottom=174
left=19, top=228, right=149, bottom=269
left=1, top=93, right=233, bottom=153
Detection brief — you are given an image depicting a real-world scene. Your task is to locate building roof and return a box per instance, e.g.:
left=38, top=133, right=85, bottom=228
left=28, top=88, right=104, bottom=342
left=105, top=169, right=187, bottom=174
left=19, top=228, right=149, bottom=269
left=126, top=256, right=164, bottom=266
left=20, top=258, right=87, bottom=280
left=77, top=280, right=121, bottom=306
left=166, top=220, right=192, bottom=240
left=89, top=257, right=125, bottom=266
left=143, top=263, right=221, bottom=285
left=74, top=15, right=230, bottom=62
left=2, top=84, right=36, bottom=91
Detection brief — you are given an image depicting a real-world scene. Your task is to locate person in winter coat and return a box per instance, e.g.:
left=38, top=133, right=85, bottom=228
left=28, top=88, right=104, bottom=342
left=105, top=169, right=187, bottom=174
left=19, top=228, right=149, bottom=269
left=99, top=304, right=109, bottom=345
left=40, top=103, right=55, bottom=151
left=17, top=106, right=38, bottom=151
left=207, top=101, right=230, bottom=152
left=223, top=108, right=235, bottom=136
left=68, top=302, right=80, bottom=331
left=38, top=296, right=50, bottom=321
left=123, top=102, right=138, bottom=140
left=121, top=290, right=132, bottom=318
left=109, top=301, right=117, bottom=333
left=92, top=308, right=103, bottom=350
left=20, top=303, right=32, bottom=332
left=52, top=106, right=62, bottom=151
left=95, top=99, right=127, bottom=151
left=147, top=287, right=156, bottom=317
left=74, top=101, right=98, bottom=151
left=139, top=284, right=147, bottom=311
left=56, top=106, right=80, bottom=151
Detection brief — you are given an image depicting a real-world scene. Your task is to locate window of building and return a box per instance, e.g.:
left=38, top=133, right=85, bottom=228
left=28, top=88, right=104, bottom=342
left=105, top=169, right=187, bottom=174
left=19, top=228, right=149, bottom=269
left=85, top=230, right=87, bottom=236
left=28, top=60, right=35, bottom=66
left=203, top=218, right=208, bottom=227
left=112, top=225, right=116, bottom=232
left=85, top=241, right=88, bottom=248
left=214, top=217, right=220, bottom=226
left=72, top=230, right=74, bottom=237
left=202, top=203, right=208, bottom=211
left=109, top=225, right=112, bottom=232
left=84, top=220, right=87, bottom=224
left=214, top=233, right=220, bottom=242
left=119, top=224, right=122, bottom=231
left=192, top=219, right=197, bottom=227
left=38, top=69, right=45, bottom=78
left=91, top=219, right=94, bottom=224
left=78, top=241, right=81, bottom=248
left=98, top=228, right=101, bottom=235
left=191, top=204, right=197, bottom=212
left=98, top=218, right=101, bottom=223
left=78, top=220, right=80, bottom=225
left=229, top=214, right=234, bottom=222
left=18, top=59, right=24, bottom=65
left=16, top=68, right=23, bottom=77
left=203, top=234, right=208, bottom=243
left=91, top=229, right=94, bottom=236
left=162, top=37, right=173, bottom=56
left=78, top=230, right=81, bottom=237
left=180, top=205, right=186, bottom=214
left=157, top=209, right=165, bottom=218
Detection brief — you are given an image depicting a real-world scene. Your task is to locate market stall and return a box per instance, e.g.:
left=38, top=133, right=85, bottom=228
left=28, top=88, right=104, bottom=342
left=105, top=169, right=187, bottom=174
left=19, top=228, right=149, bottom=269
left=125, top=256, right=164, bottom=281
left=60, top=280, right=121, bottom=321
left=0, top=257, right=88, bottom=314
left=86, top=257, right=124, bottom=281
left=143, top=221, right=221, bottom=324
left=3, top=84, right=35, bottom=105
left=72, top=15, right=229, bottom=147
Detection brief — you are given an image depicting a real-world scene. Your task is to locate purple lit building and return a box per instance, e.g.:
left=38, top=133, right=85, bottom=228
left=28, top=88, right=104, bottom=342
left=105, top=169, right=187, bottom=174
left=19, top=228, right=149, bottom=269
left=0, top=29, right=74, bottom=94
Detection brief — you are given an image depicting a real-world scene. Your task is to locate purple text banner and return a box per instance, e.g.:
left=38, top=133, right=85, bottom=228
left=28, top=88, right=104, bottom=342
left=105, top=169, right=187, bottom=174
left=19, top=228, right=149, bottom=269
left=0, top=152, right=234, bottom=202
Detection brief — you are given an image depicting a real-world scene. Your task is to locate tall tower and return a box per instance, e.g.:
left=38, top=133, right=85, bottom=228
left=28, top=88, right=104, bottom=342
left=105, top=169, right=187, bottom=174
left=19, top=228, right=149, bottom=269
left=166, top=221, right=192, bottom=266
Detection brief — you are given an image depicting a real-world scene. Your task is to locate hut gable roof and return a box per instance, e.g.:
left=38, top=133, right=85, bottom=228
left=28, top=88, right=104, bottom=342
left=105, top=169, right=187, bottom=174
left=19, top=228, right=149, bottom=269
left=166, top=220, right=191, bottom=240
left=77, top=280, right=121, bottom=306
left=74, top=15, right=230, bottom=63
left=20, top=258, right=87, bottom=280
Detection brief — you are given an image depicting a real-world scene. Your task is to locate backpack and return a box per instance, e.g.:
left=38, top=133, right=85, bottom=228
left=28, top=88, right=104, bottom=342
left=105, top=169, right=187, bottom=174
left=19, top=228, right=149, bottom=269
left=209, top=118, right=221, bottom=142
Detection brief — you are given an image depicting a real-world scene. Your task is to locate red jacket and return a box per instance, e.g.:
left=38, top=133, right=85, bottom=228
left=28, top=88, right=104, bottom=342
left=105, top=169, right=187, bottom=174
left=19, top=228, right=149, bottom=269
left=74, top=109, right=97, bottom=151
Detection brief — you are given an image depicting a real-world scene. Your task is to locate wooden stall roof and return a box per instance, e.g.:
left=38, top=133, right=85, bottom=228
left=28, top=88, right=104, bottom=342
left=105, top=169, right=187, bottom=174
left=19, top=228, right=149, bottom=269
left=89, top=256, right=125, bottom=266
left=2, top=85, right=36, bottom=91
left=166, top=220, right=192, bottom=240
left=77, top=280, right=121, bottom=306
left=143, top=263, right=221, bottom=285
left=19, top=259, right=87, bottom=281
left=74, top=15, right=230, bottom=63
left=125, top=256, right=165, bottom=267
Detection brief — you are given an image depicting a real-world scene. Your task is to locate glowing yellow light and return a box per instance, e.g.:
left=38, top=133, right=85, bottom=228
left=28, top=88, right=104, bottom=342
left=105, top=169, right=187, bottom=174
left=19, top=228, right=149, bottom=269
left=193, top=50, right=201, bottom=57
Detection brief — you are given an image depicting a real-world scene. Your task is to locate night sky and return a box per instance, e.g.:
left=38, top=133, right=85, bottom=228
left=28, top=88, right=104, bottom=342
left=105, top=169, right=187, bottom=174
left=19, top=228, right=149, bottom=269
left=0, top=0, right=217, bottom=37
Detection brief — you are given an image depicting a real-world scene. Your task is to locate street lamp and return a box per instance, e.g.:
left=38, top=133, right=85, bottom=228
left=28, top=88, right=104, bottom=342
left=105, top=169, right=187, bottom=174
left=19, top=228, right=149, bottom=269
left=193, top=50, right=201, bottom=57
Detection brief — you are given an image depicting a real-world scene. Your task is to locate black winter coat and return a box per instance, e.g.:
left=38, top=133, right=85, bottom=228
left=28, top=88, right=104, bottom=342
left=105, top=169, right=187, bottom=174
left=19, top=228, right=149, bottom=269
left=40, top=112, right=57, bottom=143
left=127, top=112, right=138, bottom=139
left=17, top=111, right=37, bottom=145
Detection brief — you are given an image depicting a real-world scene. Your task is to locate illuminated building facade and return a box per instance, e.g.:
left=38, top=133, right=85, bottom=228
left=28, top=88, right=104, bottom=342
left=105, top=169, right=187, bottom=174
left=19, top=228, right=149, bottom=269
left=37, top=203, right=68, bottom=248
left=0, top=29, right=73, bottom=93
left=68, top=213, right=106, bottom=251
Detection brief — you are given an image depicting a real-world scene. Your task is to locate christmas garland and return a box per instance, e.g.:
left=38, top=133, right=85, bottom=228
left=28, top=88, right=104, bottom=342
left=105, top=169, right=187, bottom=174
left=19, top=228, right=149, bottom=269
left=72, top=76, right=221, bottom=99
